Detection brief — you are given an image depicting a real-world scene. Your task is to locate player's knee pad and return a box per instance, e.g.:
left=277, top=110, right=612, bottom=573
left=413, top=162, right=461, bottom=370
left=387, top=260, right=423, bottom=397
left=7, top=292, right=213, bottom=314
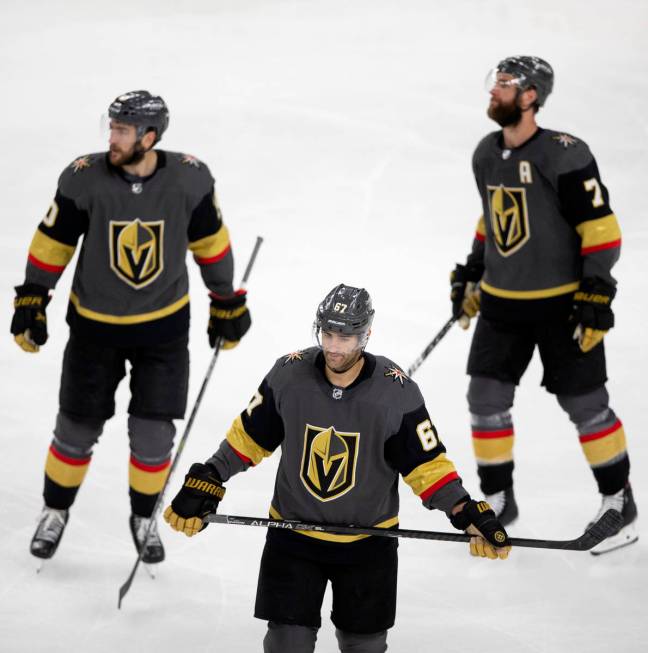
left=53, top=411, right=105, bottom=457
left=127, top=415, right=175, bottom=463
left=557, top=385, right=611, bottom=428
left=335, top=629, right=388, bottom=653
left=467, top=376, right=515, bottom=417
left=263, top=621, right=318, bottom=653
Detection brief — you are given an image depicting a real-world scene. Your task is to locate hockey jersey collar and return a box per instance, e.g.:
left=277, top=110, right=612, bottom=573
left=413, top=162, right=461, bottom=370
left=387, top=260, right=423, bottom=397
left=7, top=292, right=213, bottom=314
left=314, top=351, right=377, bottom=393
left=105, top=149, right=167, bottom=185
left=495, top=126, right=544, bottom=153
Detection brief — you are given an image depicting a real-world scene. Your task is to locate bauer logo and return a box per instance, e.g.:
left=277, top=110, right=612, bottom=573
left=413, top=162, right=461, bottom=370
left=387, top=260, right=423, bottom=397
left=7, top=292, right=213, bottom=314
left=487, top=185, right=530, bottom=257
left=109, top=219, right=164, bottom=289
left=300, top=424, right=359, bottom=502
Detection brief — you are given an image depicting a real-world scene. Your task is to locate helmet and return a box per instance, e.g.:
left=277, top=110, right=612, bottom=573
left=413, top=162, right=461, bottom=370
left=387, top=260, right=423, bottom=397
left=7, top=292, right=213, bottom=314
left=108, top=90, right=169, bottom=143
left=495, top=56, right=554, bottom=106
left=314, top=284, right=375, bottom=338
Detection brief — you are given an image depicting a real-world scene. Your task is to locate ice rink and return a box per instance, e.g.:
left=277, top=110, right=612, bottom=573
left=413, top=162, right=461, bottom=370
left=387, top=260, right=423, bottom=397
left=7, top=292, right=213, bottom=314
left=1, top=1, right=647, bottom=651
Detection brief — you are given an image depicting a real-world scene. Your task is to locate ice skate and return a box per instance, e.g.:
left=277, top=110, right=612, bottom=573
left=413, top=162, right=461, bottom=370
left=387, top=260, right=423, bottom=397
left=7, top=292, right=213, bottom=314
left=30, top=506, right=69, bottom=560
left=485, top=487, right=518, bottom=526
left=129, top=514, right=165, bottom=564
left=589, top=484, right=638, bottom=555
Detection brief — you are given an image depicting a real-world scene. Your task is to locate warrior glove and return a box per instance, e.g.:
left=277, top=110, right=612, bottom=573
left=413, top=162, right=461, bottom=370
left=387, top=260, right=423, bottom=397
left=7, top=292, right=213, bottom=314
left=11, top=283, right=50, bottom=353
left=450, top=499, right=511, bottom=560
left=450, top=263, right=483, bottom=329
left=571, top=277, right=615, bottom=353
left=208, top=290, right=251, bottom=350
left=164, top=462, right=226, bottom=537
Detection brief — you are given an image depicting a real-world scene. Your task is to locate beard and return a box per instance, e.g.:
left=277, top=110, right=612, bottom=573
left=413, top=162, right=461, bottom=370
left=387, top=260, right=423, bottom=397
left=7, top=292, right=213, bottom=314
left=109, top=141, right=147, bottom=167
left=487, top=97, right=523, bottom=127
left=323, top=349, right=363, bottom=374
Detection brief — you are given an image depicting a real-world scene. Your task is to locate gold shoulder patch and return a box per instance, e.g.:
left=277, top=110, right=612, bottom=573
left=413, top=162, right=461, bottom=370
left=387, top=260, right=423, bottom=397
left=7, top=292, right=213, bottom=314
left=552, top=133, right=578, bottom=148
left=70, top=156, right=92, bottom=173
left=384, top=365, right=410, bottom=386
left=282, top=350, right=304, bottom=366
left=180, top=153, right=202, bottom=169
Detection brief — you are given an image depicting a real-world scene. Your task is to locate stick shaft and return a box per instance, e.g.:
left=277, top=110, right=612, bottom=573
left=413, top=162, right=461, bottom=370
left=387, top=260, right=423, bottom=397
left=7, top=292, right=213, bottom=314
left=407, top=316, right=457, bottom=377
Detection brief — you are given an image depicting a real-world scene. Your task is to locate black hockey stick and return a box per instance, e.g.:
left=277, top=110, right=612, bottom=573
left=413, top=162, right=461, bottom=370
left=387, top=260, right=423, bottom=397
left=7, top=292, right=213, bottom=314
left=407, top=316, right=457, bottom=377
left=118, top=236, right=264, bottom=609
left=205, top=509, right=622, bottom=552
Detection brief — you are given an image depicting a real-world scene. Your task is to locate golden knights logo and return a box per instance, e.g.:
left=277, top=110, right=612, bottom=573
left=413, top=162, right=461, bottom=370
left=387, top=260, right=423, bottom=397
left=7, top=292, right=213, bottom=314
left=109, top=219, right=164, bottom=289
left=487, top=185, right=530, bottom=257
left=300, top=424, right=359, bottom=502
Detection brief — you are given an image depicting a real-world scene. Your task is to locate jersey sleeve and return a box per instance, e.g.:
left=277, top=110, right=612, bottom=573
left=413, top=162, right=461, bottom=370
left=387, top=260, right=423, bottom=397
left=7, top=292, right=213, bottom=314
left=557, top=148, right=621, bottom=286
left=24, top=188, right=88, bottom=289
left=384, top=403, right=469, bottom=513
left=465, top=215, right=486, bottom=270
left=206, top=372, right=285, bottom=481
left=187, top=187, right=235, bottom=297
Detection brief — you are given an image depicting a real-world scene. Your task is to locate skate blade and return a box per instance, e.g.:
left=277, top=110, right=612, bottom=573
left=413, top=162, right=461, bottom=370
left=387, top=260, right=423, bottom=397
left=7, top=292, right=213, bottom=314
left=590, top=522, right=638, bottom=556
left=143, top=563, right=157, bottom=579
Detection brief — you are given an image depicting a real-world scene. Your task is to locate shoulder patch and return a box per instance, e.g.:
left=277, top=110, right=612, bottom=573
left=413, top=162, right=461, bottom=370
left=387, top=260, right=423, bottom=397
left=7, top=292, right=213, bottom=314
left=282, top=350, right=304, bottom=366
left=552, top=133, right=578, bottom=149
left=69, top=155, right=93, bottom=173
left=384, top=365, right=410, bottom=387
left=178, top=153, right=202, bottom=169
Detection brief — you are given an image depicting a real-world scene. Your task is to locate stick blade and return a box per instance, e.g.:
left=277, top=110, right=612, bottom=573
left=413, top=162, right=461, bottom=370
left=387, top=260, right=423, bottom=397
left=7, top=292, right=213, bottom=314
left=579, top=509, right=624, bottom=551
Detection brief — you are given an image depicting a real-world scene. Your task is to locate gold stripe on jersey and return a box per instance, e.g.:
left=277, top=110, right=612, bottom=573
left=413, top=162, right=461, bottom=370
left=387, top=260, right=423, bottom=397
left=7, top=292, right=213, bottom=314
left=29, top=229, right=76, bottom=268
left=402, top=453, right=458, bottom=497
left=69, top=292, right=189, bottom=324
left=580, top=423, right=627, bottom=467
left=226, top=415, right=273, bottom=466
left=481, top=280, right=579, bottom=300
left=129, top=461, right=170, bottom=495
left=45, top=450, right=90, bottom=488
left=188, top=224, right=230, bottom=261
left=269, top=505, right=399, bottom=543
left=575, top=214, right=621, bottom=251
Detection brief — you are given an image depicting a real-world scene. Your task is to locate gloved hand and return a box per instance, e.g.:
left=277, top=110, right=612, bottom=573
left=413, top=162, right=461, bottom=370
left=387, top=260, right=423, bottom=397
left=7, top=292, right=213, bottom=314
left=450, top=499, right=511, bottom=560
left=450, top=263, right=483, bottom=329
left=570, top=277, right=615, bottom=353
left=208, top=290, right=251, bottom=349
left=10, top=283, right=50, bottom=353
left=164, top=462, right=226, bottom=537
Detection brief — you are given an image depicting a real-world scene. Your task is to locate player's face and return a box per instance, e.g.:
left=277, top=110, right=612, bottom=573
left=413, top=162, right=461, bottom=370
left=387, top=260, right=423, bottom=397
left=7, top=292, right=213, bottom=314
left=320, top=331, right=363, bottom=374
left=487, top=72, right=522, bottom=127
left=108, top=120, right=140, bottom=166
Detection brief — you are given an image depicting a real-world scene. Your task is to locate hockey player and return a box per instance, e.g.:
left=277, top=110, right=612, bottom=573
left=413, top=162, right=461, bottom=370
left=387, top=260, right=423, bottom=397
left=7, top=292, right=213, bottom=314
left=11, top=90, right=251, bottom=563
left=164, top=284, right=510, bottom=653
left=450, top=56, right=637, bottom=553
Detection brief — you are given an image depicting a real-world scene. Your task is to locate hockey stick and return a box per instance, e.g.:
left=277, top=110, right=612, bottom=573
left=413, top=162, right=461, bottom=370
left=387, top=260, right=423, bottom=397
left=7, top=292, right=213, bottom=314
left=205, top=509, right=622, bottom=552
left=406, top=316, right=457, bottom=377
left=118, top=236, right=264, bottom=608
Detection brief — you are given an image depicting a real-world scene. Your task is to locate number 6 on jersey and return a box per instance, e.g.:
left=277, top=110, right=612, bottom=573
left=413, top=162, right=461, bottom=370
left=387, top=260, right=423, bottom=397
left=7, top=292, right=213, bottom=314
left=416, top=419, right=439, bottom=451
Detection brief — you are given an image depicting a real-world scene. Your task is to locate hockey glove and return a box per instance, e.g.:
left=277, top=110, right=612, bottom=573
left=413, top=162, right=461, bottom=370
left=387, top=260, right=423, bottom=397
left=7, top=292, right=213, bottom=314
left=208, top=290, right=251, bottom=350
left=570, top=277, right=615, bottom=353
left=450, top=499, right=511, bottom=560
left=11, top=283, right=50, bottom=353
left=450, top=263, right=483, bottom=329
left=164, top=463, right=226, bottom=537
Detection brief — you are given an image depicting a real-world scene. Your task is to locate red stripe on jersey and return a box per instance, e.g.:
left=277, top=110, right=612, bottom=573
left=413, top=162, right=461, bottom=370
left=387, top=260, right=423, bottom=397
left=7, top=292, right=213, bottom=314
left=475, top=232, right=486, bottom=242
left=581, top=239, right=621, bottom=256
left=472, top=428, right=514, bottom=439
left=28, top=253, right=66, bottom=273
left=129, top=456, right=171, bottom=473
left=420, top=471, right=459, bottom=501
left=579, top=419, right=622, bottom=443
left=195, top=244, right=231, bottom=265
left=49, top=444, right=91, bottom=466
left=229, top=443, right=254, bottom=465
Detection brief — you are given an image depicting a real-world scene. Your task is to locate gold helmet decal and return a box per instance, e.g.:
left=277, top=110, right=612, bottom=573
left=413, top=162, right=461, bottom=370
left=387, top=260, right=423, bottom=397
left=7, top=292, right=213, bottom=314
left=110, top=219, right=164, bottom=288
left=300, top=424, right=359, bottom=502
left=487, top=185, right=530, bottom=257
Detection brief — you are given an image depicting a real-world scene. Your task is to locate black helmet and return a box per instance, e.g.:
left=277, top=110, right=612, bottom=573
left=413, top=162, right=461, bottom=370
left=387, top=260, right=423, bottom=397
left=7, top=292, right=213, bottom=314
left=108, top=90, right=169, bottom=143
left=315, top=284, right=374, bottom=337
left=496, top=56, right=554, bottom=106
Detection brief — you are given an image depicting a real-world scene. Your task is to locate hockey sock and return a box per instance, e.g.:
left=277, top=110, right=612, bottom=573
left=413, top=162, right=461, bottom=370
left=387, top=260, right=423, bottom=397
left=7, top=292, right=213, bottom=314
left=43, top=441, right=92, bottom=510
left=471, top=411, right=515, bottom=495
left=129, top=454, right=170, bottom=517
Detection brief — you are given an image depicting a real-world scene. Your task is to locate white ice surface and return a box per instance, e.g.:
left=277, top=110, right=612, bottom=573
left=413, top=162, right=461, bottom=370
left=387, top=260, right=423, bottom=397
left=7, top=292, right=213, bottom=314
left=1, top=1, right=647, bottom=651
